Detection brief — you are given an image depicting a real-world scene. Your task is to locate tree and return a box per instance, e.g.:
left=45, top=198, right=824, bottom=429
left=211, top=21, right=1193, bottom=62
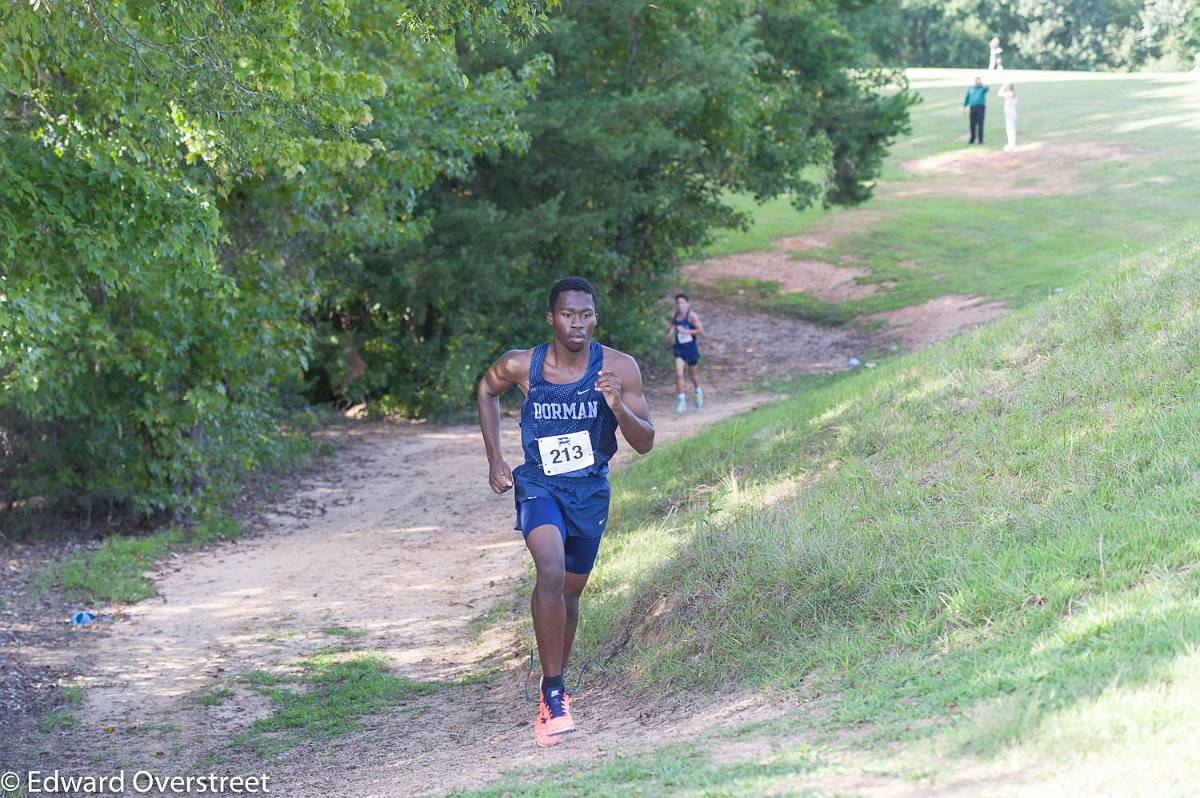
left=312, top=0, right=915, bottom=414
left=844, top=0, right=1198, bottom=71
left=0, top=0, right=556, bottom=524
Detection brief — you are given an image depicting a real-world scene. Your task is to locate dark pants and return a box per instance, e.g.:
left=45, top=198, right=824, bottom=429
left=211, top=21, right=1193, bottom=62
left=969, top=105, right=985, bottom=143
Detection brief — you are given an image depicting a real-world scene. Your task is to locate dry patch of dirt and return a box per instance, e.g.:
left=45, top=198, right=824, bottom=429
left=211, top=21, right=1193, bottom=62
left=773, top=208, right=887, bottom=251
left=685, top=251, right=886, bottom=302
left=691, top=301, right=869, bottom=383
left=860, top=294, right=1010, bottom=349
left=891, top=140, right=1135, bottom=199
left=685, top=208, right=892, bottom=303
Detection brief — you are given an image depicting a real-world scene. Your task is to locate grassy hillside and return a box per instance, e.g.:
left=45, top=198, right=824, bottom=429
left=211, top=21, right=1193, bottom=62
left=461, top=233, right=1200, bottom=798
left=700, top=69, right=1200, bottom=323
left=599, top=228, right=1200, bottom=690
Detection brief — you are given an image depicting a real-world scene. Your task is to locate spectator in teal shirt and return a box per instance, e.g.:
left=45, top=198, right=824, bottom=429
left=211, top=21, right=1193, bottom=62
left=963, top=77, right=988, bottom=144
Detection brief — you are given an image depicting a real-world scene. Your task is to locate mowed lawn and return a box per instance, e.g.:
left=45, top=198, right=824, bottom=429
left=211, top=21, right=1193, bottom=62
left=699, top=68, right=1200, bottom=322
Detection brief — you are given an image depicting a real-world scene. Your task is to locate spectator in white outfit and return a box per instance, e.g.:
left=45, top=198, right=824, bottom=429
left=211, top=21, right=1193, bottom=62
left=998, top=83, right=1017, bottom=151
left=989, top=36, right=1004, bottom=70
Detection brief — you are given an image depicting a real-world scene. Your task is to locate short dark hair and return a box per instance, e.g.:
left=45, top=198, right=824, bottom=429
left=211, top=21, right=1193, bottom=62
left=675, top=293, right=688, bottom=302
left=548, top=276, right=598, bottom=312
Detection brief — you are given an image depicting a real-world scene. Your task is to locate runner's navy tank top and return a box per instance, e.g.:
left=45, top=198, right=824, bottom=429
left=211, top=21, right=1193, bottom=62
left=673, top=311, right=696, bottom=345
left=517, top=341, right=618, bottom=480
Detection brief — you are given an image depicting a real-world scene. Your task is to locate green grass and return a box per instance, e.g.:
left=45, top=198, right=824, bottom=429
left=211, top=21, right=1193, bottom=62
left=36, top=514, right=242, bottom=606
left=241, top=669, right=291, bottom=689
left=189, top=687, right=235, bottom=707
left=449, top=741, right=831, bottom=798
left=705, top=276, right=856, bottom=326
left=38, top=709, right=77, bottom=732
left=468, top=577, right=532, bottom=644
left=319, top=625, right=369, bottom=638
left=126, top=722, right=179, bottom=735
left=703, top=193, right=833, bottom=259
left=260, top=630, right=303, bottom=643
left=496, top=234, right=1200, bottom=795
left=232, top=651, right=440, bottom=756
left=698, top=70, right=1200, bottom=324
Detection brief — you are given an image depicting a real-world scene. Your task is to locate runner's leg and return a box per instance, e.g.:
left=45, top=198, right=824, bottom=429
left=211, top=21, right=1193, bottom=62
left=687, top=363, right=699, bottom=391
left=526, top=524, right=567, bottom=678
left=526, top=521, right=577, bottom=745
left=675, top=357, right=688, bottom=413
left=561, top=571, right=591, bottom=673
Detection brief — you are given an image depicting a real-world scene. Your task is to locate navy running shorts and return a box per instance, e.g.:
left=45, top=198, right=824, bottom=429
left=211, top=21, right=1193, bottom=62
left=513, top=472, right=610, bottom=575
left=673, top=340, right=700, bottom=366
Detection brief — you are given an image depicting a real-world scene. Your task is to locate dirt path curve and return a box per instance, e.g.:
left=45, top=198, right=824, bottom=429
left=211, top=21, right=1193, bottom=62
left=13, top=309, right=867, bottom=796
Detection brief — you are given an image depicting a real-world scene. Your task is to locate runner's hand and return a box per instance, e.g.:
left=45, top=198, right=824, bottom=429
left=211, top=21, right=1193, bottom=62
left=489, top=458, right=514, bottom=494
left=595, top=370, right=623, bottom=411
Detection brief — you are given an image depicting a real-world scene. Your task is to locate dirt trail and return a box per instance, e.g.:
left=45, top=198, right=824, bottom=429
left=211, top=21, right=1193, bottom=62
left=8, top=311, right=866, bottom=796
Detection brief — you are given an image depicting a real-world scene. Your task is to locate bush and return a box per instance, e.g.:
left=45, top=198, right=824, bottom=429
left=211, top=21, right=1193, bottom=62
left=0, top=138, right=310, bottom=524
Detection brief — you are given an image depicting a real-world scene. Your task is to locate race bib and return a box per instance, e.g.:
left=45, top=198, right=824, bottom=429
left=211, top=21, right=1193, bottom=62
left=676, top=329, right=693, bottom=344
left=537, top=430, right=594, bottom=476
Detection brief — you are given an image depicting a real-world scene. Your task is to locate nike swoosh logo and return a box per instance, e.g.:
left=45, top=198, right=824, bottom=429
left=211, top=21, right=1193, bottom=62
left=598, top=518, right=606, bottom=526
left=577, top=389, right=590, bottom=395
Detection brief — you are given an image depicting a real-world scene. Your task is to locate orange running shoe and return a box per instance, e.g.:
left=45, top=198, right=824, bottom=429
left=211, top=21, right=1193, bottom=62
left=533, top=681, right=575, bottom=747
left=539, top=677, right=576, bottom=718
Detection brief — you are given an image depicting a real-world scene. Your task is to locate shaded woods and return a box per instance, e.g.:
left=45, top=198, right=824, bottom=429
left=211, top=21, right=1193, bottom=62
left=0, top=1, right=909, bottom=528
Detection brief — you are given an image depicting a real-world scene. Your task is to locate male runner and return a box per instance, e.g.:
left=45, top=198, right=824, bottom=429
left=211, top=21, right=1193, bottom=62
left=668, top=293, right=704, bottom=414
left=477, top=276, right=655, bottom=747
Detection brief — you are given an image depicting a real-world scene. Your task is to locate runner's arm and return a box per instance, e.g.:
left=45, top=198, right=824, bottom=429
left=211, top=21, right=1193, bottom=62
left=477, top=350, right=525, bottom=493
left=596, top=354, right=655, bottom=454
left=687, top=311, right=704, bottom=337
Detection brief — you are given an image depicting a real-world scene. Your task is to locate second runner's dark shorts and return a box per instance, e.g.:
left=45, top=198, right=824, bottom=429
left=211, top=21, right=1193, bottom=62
left=673, top=340, right=700, bottom=366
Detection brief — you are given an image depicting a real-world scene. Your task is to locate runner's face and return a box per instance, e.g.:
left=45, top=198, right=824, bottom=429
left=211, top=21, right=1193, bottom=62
left=547, top=290, right=597, bottom=352
left=675, top=297, right=689, bottom=314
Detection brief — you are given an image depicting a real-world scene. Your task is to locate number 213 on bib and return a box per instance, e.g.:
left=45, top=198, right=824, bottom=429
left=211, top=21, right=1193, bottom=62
left=537, top=431, right=595, bottom=476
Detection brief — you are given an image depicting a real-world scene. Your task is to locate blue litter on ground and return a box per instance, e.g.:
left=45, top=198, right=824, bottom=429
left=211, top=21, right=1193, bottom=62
left=848, top=357, right=861, bottom=368
left=69, top=610, right=96, bottom=626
